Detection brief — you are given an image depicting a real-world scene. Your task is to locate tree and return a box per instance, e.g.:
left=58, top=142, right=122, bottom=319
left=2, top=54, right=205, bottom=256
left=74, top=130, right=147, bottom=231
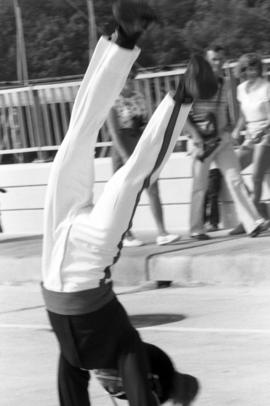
left=0, top=0, right=270, bottom=82
left=0, top=1, right=16, bottom=81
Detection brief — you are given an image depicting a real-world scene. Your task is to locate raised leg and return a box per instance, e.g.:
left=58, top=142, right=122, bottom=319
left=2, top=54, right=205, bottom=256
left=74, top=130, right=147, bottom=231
left=86, top=97, right=192, bottom=257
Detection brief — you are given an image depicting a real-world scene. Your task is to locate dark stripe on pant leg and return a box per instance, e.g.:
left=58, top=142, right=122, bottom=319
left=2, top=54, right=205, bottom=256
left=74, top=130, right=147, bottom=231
left=144, top=100, right=182, bottom=188
left=111, top=99, right=185, bottom=268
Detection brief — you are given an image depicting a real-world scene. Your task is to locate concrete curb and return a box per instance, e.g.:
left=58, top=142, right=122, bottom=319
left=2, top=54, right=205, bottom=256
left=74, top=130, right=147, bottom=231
left=0, top=231, right=269, bottom=287
left=147, top=233, right=270, bottom=286
left=148, top=253, right=270, bottom=286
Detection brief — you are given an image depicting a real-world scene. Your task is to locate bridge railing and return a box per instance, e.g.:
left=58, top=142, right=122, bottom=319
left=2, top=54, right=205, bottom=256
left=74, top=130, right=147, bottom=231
left=0, top=59, right=269, bottom=163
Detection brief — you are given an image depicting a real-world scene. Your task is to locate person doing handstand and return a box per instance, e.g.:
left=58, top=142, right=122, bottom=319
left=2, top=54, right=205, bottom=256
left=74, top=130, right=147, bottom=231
left=41, top=1, right=218, bottom=405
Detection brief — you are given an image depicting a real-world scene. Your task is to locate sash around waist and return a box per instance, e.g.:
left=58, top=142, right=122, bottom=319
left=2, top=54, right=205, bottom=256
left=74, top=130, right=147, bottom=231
left=41, top=282, right=115, bottom=315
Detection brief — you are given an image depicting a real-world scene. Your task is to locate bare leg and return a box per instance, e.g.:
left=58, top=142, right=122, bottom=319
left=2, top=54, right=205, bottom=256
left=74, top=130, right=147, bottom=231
left=147, top=181, right=166, bottom=235
left=190, top=155, right=211, bottom=235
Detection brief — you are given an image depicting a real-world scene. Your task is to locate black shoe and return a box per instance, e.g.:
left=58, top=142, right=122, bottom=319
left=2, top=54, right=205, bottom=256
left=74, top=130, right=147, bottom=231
left=249, top=224, right=262, bottom=238
left=172, top=372, right=200, bottom=405
left=206, top=224, right=219, bottom=232
left=112, top=0, right=157, bottom=49
left=191, top=233, right=210, bottom=241
left=157, top=281, right=172, bottom=288
left=249, top=220, right=270, bottom=238
left=229, top=223, right=245, bottom=236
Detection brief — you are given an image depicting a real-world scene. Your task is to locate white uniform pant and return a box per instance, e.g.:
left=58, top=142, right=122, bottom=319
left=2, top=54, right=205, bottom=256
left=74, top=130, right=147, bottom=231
left=88, top=92, right=192, bottom=267
left=43, top=36, right=192, bottom=291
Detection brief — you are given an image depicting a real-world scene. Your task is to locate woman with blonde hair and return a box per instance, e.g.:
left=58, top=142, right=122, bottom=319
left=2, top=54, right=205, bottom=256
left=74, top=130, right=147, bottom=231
left=231, top=53, right=270, bottom=232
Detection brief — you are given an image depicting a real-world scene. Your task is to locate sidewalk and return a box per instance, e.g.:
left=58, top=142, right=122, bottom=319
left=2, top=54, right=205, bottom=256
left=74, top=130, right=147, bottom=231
left=0, top=229, right=270, bottom=287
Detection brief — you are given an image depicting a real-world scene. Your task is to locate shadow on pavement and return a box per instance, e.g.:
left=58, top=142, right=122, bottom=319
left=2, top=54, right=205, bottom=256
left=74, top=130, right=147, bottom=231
left=130, top=313, right=186, bottom=328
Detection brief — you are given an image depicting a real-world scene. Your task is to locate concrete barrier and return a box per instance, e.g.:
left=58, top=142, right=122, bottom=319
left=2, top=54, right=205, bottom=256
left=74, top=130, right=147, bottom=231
left=0, top=152, right=269, bottom=234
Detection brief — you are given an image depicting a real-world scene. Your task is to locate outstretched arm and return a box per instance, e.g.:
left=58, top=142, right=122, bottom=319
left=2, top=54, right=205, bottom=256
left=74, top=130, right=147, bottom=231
left=232, top=108, right=246, bottom=143
left=107, top=108, right=130, bottom=163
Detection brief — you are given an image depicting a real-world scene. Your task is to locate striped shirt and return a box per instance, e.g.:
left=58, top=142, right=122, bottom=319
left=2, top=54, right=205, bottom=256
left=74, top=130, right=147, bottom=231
left=190, top=77, right=231, bottom=135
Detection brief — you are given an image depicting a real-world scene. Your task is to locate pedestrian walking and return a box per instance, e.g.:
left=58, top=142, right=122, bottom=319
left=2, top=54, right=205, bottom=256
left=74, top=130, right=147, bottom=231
left=230, top=53, right=270, bottom=235
left=186, top=45, right=269, bottom=240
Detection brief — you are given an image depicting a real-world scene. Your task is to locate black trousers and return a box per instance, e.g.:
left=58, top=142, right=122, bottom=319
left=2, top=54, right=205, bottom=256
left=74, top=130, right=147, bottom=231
left=48, top=297, right=158, bottom=406
left=204, top=168, right=222, bottom=227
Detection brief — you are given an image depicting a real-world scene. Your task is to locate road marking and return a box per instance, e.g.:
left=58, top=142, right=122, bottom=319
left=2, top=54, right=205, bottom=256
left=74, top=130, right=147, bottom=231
left=0, top=323, right=51, bottom=330
left=1, top=323, right=270, bottom=335
left=140, top=326, right=270, bottom=334
left=0, top=305, right=44, bottom=315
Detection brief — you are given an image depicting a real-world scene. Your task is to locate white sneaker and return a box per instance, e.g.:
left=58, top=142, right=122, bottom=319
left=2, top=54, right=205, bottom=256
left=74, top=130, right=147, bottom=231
left=156, top=234, right=180, bottom=246
left=123, top=237, right=144, bottom=247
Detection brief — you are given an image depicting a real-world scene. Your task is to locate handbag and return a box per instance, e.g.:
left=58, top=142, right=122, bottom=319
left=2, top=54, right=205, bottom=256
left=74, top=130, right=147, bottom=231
left=190, top=82, right=223, bottom=161
left=250, top=127, right=270, bottom=144
left=194, top=111, right=221, bottom=161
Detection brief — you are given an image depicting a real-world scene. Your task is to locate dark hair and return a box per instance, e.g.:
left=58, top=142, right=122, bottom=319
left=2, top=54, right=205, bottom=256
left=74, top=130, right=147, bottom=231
left=235, top=53, right=263, bottom=78
left=183, top=53, right=218, bottom=100
left=246, top=53, right=263, bottom=76
left=207, top=45, right=225, bottom=54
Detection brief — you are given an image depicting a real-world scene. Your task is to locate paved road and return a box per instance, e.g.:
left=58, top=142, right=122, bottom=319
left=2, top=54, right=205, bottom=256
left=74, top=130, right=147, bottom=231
left=1, top=282, right=270, bottom=406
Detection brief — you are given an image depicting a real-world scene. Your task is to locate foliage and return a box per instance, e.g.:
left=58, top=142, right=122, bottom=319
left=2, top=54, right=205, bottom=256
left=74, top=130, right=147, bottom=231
left=0, top=0, right=269, bottom=81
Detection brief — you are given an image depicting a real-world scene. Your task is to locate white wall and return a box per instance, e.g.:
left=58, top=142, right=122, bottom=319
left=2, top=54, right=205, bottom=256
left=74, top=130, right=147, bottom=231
left=0, top=152, right=270, bottom=235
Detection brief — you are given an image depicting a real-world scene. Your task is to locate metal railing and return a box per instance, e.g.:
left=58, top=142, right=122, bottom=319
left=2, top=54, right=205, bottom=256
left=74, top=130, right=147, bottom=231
left=0, top=83, right=80, bottom=162
left=0, top=59, right=269, bottom=163
left=0, top=72, right=185, bottom=161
